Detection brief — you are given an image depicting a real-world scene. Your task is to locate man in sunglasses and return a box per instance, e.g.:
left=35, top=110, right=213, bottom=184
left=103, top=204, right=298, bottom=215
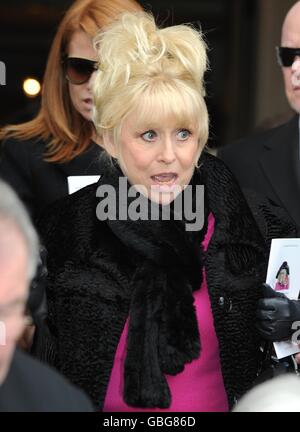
left=219, top=1, right=300, bottom=371
left=219, top=1, right=300, bottom=234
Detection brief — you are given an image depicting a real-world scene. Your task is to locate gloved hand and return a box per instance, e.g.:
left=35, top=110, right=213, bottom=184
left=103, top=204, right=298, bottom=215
left=256, top=283, right=300, bottom=342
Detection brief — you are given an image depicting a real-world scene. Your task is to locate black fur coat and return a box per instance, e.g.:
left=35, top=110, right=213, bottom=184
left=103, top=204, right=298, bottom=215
left=36, top=153, right=268, bottom=410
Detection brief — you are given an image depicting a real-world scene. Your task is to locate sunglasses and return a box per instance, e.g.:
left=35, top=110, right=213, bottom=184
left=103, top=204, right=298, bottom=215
left=64, top=57, right=98, bottom=85
left=276, top=47, right=300, bottom=67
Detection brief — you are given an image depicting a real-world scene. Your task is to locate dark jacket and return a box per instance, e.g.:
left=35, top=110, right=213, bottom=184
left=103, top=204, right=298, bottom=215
left=0, top=349, right=93, bottom=412
left=36, top=153, right=267, bottom=410
left=218, top=116, right=300, bottom=232
left=0, top=137, right=103, bottom=219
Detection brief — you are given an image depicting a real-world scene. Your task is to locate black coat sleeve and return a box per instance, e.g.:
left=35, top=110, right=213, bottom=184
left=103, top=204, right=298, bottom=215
left=243, top=188, right=299, bottom=245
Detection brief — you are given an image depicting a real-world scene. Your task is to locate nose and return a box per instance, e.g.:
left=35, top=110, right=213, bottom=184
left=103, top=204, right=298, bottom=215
left=291, top=58, right=300, bottom=87
left=291, top=52, right=300, bottom=68
left=158, top=136, right=176, bottom=165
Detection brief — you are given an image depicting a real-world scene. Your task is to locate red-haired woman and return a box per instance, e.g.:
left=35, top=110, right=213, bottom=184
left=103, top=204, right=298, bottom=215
left=0, top=0, right=142, bottom=219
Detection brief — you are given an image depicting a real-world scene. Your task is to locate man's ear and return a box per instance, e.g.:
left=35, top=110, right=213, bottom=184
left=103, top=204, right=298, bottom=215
left=102, top=130, right=118, bottom=159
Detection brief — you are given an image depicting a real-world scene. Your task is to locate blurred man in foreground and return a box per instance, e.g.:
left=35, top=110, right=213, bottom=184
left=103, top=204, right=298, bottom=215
left=0, top=180, right=93, bottom=411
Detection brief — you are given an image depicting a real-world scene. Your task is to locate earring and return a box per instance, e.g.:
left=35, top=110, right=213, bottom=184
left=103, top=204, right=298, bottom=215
left=195, top=160, right=202, bottom=169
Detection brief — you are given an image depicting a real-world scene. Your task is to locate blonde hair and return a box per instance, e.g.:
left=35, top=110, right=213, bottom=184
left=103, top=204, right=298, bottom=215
left=93, top=12, right=209, bottom=155
left=0, top=0, right=143, bottom=163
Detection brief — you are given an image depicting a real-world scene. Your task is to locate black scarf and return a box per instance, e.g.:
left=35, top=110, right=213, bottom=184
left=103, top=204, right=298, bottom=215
left=98, top=157, right=209, bottom=408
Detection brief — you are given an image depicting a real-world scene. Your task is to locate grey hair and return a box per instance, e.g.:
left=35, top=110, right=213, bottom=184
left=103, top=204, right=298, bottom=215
left=0, top=180, right=39, bottom=281
left=233, top=375, right=300, bottom=412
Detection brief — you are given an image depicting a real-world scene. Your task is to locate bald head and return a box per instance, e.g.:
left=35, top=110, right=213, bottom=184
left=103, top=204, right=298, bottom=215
left=282, top=1, right=300, bottom=45
left=234, top=375, right=300, bottom=412
left=0, top=181, right=38, bottom=281
left=280, top=2, right=300, bottom=113
left=0, top=218, right=30, bottom=386
left=0, top=218, right=28, bottom=271
left=0, top=182, right=39, bottom=385
left=0, top=218, right=29, bottom=305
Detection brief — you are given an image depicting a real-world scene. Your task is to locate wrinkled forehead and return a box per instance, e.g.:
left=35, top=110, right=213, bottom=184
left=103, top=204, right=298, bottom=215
left=0, top=222, right=28, bottom=304
left=0, top=220, right=27, bottom=266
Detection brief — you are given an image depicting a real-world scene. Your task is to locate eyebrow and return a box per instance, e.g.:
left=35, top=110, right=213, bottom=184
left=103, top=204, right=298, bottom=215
left=135, top=123, right=196, bottom=131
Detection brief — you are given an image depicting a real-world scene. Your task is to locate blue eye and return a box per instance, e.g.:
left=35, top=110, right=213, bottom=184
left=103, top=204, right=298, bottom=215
left=177, top=129, right=191, bottom=140
left=141, top=130, right=157, bottom=141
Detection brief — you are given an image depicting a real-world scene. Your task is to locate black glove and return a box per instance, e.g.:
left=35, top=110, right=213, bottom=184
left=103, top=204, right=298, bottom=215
left=256, top=283, right=300, bottom=342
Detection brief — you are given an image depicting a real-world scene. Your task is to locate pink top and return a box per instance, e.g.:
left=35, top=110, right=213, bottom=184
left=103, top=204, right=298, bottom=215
left=275, top=281, right=289, bottom=291
left=103, top=214, right=229, bottom=412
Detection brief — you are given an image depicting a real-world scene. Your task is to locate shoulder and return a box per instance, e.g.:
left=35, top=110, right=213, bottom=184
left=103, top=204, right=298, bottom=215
left=243, top=188, right=298, bottom=242
left=200, top=151, right=242, bottom=188
left=38, top=180, right=99, bottom=229
left=3, top=349, right=94, bottom=411
left=1, top=136, right=47, bottom=156
left=200, top=152, right=266, bottom=247
left=0, top=137, right=48, bottom=171
left=36, top=182, right=101, bottom=261
left=200, top=152, right=255, bottom=221
left=201, top=154, right=298, bottom=243
left=219, top=116, right=298, bottom=161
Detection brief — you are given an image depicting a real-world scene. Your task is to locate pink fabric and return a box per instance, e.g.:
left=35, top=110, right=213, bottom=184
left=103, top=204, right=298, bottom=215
left=275, top=281, right=289, bottom=291
left=103, top=214, right=229, bottom=412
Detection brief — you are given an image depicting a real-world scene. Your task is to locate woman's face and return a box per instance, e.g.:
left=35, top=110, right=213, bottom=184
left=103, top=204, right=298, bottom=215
left=278, top=269, right=288, bottom=284
left=67, top=30, right=98, bottom=122
left=106, top=109, right=201, bottom=205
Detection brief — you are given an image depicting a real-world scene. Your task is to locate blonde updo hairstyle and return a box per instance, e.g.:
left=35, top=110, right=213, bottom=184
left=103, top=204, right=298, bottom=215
left=93, top=12, right=209, bottom=163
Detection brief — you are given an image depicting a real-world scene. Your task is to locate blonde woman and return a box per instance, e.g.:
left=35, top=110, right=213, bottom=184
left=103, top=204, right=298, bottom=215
left=0, top=0, right=142, bottom=219
left=37, top=12, right=266, bottom=411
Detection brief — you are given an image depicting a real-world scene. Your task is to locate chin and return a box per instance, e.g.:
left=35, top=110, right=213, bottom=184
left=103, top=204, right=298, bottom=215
left=83, top=114, right=94, bottom=122
left=149, top=192, right=178, bottom=206
left=289, top=101, right=300, bottom=113
left=159, top=197, right=174, bottom=206
left=79, top=109, right=93, bottom=122
left=294, top=104, right=300, bottom=114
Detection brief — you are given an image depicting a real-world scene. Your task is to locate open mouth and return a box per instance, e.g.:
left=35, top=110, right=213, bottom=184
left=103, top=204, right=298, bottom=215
left=83, top=98, right=93, bottom=105
left=150, top=174, right=179, bottom=193
left=150, top=173, right=178, bottom=185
